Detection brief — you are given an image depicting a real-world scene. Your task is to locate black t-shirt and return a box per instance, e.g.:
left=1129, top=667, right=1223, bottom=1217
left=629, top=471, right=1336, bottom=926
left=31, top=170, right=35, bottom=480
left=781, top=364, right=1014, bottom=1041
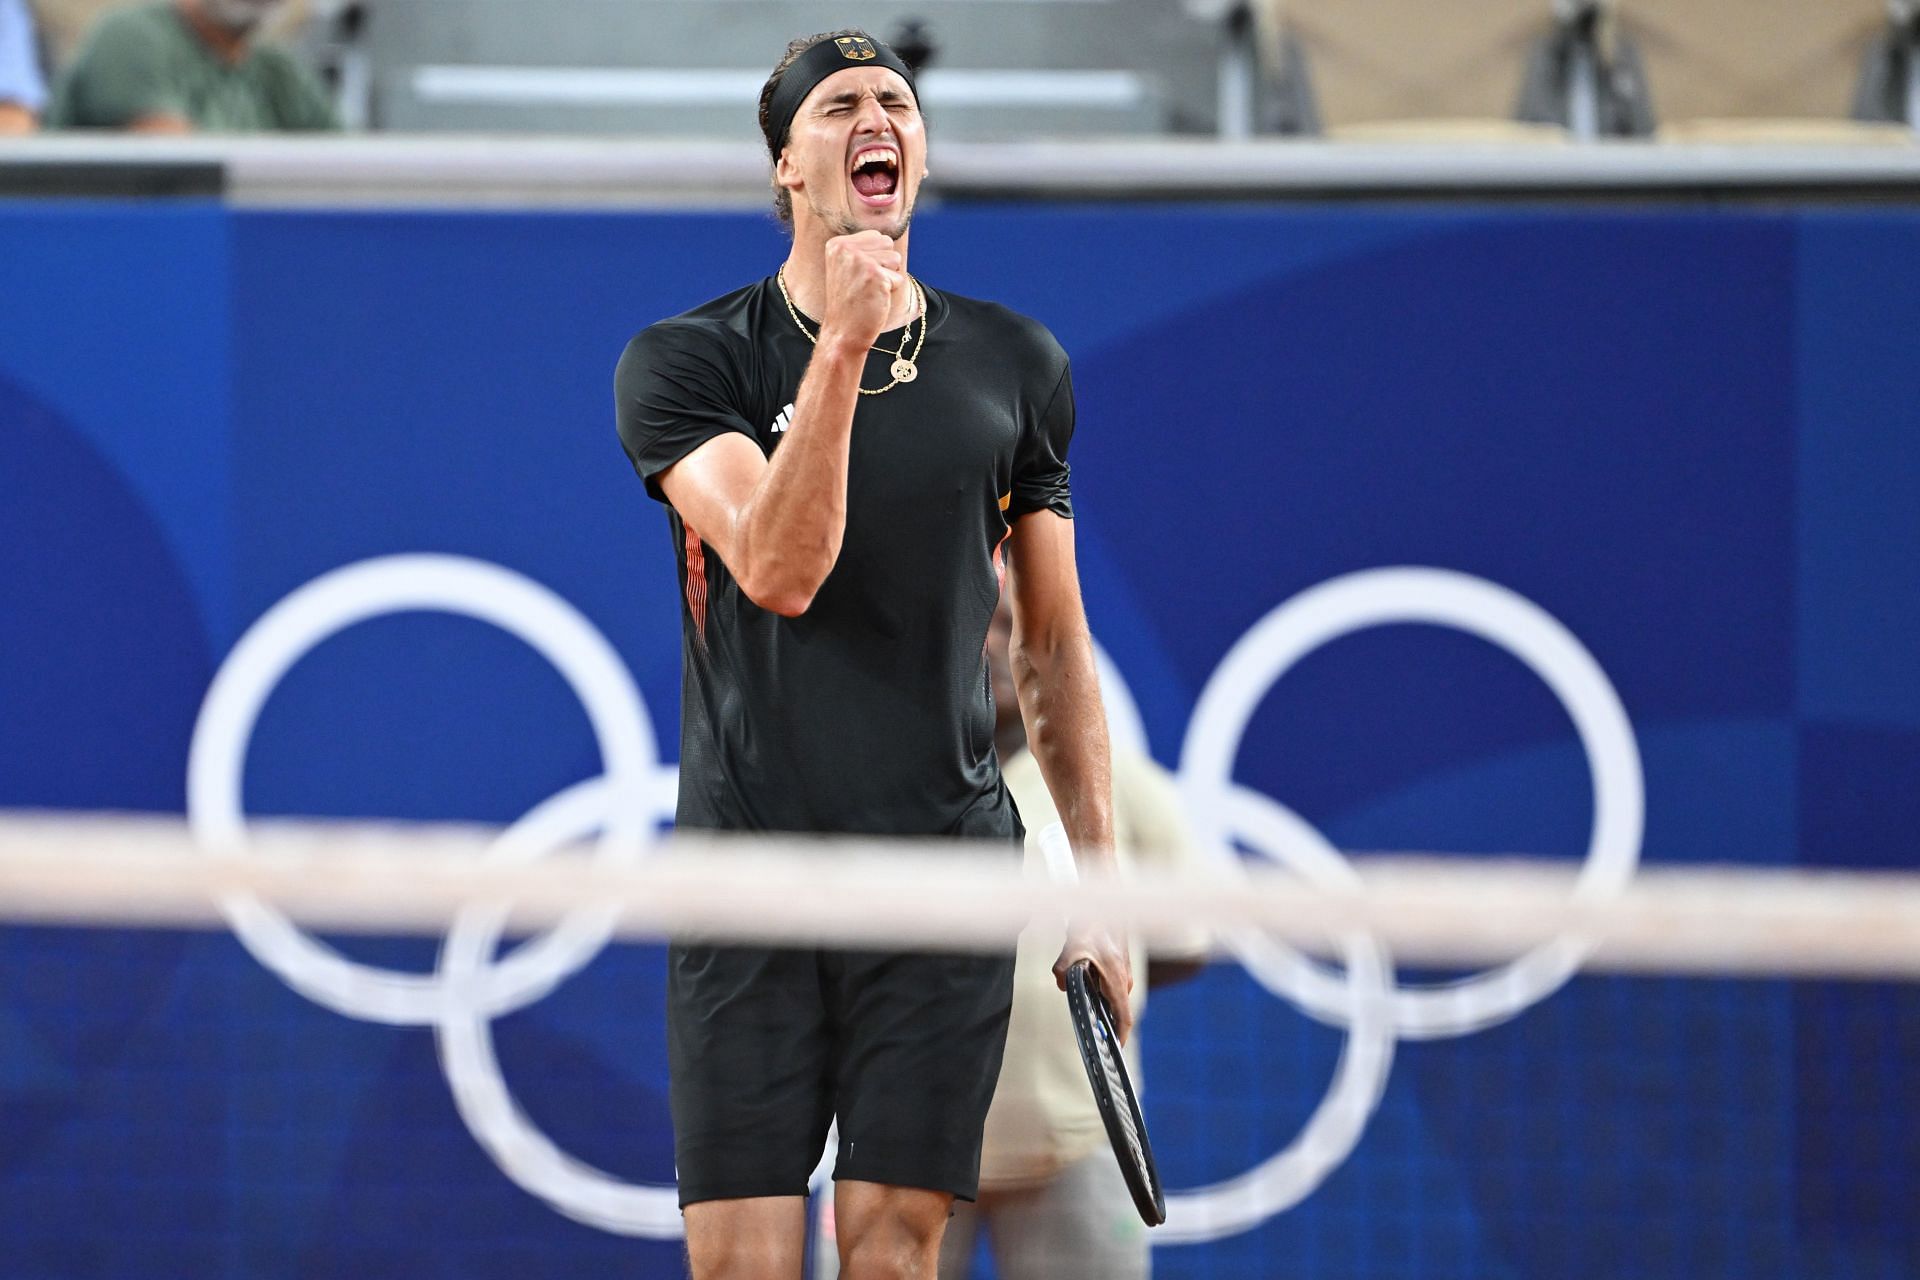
left=615, top=276, right=1075, bottom=839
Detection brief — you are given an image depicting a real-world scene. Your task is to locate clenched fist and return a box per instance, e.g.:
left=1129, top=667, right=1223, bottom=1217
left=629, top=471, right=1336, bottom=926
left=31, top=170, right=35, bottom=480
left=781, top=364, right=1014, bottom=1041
left=1056, top=920, right=1135, bottom=1046
left=818, top=230, right=906, bottom=351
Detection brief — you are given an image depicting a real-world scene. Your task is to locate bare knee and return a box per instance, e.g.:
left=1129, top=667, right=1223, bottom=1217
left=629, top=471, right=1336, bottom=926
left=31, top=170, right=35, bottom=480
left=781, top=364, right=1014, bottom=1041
left=837, top=1182, right=953, bottom=1280
left=842, top=1220, right=943, bottom=1280
left=684, top=1196, right=806, bottom=1280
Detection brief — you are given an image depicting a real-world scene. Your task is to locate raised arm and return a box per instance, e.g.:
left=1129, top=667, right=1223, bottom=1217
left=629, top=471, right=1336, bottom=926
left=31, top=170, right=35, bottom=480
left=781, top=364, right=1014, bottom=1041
left=1006, top=508, right=1136, bottom=1042
left=656, top=232, right=903, bottom=617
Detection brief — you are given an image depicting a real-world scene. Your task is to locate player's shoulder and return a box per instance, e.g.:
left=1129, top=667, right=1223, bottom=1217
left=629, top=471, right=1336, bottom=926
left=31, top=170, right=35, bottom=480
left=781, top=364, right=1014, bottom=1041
left=618, top=279, right=768, bottom=374
left=628, top=279, right=766, bottom=348
left=932, top=288, right=1068, bottom=370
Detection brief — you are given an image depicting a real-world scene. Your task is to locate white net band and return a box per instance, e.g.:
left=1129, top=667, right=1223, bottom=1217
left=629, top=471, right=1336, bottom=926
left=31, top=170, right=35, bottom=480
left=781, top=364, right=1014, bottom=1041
left=2, top=809, right=1917, bottom=980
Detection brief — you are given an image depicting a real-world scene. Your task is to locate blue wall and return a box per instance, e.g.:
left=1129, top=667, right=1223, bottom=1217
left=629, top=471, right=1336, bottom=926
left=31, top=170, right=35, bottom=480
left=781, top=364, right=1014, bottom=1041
left=2, top=201, right=1916, bottom=1278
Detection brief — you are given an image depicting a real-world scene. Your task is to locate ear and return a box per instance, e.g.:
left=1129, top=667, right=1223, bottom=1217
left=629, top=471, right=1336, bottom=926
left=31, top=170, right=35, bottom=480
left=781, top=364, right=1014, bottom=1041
left=774, top=147, right=804, bottom=197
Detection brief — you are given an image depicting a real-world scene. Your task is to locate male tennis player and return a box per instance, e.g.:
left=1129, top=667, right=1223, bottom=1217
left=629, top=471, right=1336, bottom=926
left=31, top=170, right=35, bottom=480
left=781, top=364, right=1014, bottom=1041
left=615, top=28, right=1131, bottom=1280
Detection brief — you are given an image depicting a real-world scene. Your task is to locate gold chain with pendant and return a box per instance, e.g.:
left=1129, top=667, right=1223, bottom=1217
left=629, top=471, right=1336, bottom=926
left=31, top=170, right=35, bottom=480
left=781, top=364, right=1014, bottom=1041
left=776, top=267, right=926, bottom=396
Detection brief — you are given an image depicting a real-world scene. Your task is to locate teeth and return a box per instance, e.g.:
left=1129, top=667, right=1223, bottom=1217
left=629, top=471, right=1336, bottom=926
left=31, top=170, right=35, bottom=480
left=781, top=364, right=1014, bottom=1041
left=852, top=147, right=899, bottom=170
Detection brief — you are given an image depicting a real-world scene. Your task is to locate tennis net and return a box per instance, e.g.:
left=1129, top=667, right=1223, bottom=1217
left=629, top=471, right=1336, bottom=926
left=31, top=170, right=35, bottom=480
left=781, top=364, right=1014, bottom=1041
left=1, top=806, right=1915, bottom=1276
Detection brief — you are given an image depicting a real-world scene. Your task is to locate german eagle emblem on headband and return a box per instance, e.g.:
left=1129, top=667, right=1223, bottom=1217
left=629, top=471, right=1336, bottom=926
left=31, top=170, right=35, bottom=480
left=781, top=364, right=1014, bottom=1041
left=835, top=36, right=878, bottom=61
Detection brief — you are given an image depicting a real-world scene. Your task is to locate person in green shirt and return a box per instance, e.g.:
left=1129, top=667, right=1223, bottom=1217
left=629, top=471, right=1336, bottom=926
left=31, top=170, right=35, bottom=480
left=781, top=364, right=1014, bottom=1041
left=49, top=0, right=337, bottom=132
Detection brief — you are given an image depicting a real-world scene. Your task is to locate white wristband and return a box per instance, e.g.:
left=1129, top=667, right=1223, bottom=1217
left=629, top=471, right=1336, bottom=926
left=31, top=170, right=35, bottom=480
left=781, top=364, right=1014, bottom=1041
left=1038, top=821, right=1078, bottom=886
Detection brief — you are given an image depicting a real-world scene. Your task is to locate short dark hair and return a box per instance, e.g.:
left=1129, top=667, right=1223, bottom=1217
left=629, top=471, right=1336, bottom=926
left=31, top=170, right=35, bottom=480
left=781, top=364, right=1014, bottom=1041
left=757, top=28, right=883, bottom=229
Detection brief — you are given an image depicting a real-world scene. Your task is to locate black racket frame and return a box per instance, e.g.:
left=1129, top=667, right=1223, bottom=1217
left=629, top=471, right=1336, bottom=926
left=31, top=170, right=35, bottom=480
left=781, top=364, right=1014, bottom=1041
left=1064, top=959, right=1167, bottom=1226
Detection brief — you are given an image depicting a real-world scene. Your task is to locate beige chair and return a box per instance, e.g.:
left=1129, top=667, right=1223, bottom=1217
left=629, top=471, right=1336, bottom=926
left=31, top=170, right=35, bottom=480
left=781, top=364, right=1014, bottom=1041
left=1331, top=118, right=1570, bottom=143
left=1626, top=0, right=1893, bottom=124
left=1658, top=118, right=1914, bottom=145
left=1256, top=0, right=1567, bottom=132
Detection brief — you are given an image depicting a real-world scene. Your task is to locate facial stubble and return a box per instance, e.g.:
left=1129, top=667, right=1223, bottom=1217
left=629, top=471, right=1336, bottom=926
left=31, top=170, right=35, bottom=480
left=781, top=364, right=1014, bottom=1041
left=806, top=187, right=915, bottom=242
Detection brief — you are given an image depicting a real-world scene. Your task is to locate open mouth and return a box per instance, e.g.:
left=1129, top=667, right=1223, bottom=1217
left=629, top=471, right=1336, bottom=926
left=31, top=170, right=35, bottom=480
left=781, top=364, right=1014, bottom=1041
left=850, top=145, right=901, bottom=205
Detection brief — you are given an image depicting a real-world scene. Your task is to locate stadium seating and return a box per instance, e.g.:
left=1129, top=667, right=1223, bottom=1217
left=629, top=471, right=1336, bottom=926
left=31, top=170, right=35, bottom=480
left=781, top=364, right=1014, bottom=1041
left=358, top=0, right=1215, bottom=139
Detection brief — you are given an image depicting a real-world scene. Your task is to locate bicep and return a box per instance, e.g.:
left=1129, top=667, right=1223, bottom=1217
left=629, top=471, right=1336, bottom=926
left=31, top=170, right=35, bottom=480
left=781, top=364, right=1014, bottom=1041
left=1005, top=509, right=1087, bottom=647
left=656, top=432, right=767, bottom=561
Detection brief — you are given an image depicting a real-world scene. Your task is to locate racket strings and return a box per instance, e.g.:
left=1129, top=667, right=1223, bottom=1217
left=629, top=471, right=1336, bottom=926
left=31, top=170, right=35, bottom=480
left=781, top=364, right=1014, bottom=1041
left=1096, top=1024, right=1151, bottom=1174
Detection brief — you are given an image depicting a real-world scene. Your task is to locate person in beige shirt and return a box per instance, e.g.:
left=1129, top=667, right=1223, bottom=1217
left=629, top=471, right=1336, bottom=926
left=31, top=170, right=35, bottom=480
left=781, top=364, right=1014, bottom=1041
left=817, top=596, right=1208, bottom=1279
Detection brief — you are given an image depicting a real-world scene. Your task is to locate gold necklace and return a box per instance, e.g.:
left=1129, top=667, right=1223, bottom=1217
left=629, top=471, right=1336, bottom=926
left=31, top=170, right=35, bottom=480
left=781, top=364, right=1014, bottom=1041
left=776, top=267, right=927, bottom=396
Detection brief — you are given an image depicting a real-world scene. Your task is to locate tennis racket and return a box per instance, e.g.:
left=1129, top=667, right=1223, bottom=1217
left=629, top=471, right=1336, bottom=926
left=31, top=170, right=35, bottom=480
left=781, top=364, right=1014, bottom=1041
left=1038, top=823, right=1167, bottom=1227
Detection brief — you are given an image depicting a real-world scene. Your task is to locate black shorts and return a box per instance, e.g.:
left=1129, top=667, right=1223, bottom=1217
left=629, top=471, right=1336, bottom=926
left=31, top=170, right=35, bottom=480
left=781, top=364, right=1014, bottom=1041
left=666, top=943, right=1016, bottom=1207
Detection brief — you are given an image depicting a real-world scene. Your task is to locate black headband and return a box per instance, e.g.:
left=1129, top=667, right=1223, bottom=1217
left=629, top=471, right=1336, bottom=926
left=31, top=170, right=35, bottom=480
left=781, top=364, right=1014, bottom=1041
left=764, top=34, right=918, bottom=156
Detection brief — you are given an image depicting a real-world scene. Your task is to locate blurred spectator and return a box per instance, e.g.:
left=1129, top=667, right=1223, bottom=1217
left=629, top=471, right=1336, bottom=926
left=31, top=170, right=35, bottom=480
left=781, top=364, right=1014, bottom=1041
left=48, top=0, right=334, bottom=131
left=0, top=0, right=48, bottom=132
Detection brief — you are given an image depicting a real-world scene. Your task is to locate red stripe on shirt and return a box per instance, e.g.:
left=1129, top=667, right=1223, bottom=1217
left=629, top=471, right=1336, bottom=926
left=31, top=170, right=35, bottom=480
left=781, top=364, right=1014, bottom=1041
left=683, top=522, right=709, bottom=646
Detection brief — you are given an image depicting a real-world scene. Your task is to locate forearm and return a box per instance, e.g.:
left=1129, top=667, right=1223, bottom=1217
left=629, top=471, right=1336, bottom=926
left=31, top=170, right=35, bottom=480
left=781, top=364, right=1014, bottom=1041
left=730, top=335, right=865, bottom=614
left=1013, top=612, right=1116, bottom=872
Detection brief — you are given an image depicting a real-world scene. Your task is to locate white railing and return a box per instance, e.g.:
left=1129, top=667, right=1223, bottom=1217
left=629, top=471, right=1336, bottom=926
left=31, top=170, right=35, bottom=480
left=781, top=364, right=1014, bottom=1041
left=3, top=134, right=1920, bottom=205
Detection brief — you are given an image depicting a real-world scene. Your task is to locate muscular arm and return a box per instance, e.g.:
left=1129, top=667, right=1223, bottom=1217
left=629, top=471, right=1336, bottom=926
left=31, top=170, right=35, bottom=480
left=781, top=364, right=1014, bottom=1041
left=1006, top=508, right=1136, bottom=1041
left=656, top=334, right=865, bottom=617
left=655, top=232, right=903, bottom=617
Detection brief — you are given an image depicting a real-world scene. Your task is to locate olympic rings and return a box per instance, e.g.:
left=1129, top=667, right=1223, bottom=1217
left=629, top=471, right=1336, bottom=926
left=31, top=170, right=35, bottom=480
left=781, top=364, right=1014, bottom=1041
left=186, top=555, right=664, bottom=1027
left=1159, top=784, right=1395, bottom=1241
left=1180, top=567, right=1645, bottom=1041
left=435, top=775, right=686, bottom=1236
left=187, top=556, right=1644, bottom=1244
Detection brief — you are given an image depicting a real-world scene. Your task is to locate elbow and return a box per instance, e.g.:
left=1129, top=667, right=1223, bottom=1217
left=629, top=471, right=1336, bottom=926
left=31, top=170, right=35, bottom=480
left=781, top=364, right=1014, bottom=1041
left=735, top=565, right=820, bottom=618
left=732, top=535, right=835, bottom=618
left=750, top=586, right=817, bottom=618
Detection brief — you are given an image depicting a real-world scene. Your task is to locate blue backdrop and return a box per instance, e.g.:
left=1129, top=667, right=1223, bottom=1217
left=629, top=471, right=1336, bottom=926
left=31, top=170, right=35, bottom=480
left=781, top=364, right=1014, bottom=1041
left=2, top=200, right=1917, bottom=1278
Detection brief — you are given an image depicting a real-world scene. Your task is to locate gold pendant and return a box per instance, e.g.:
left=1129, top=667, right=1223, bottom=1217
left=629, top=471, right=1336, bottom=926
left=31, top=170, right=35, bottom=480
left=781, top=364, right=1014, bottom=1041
left=891, top=358, right=918, bottom=384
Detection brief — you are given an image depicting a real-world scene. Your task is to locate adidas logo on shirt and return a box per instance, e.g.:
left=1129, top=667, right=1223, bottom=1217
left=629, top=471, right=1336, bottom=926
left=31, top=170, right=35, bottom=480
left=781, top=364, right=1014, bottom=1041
left=770, top=403, right=795, bottom=434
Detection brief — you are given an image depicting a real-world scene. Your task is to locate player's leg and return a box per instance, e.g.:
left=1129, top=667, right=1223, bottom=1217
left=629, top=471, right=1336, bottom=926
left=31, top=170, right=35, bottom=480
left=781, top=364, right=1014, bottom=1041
left=833, top=1180, right=953, bottom=1279
left=826, top=947, right=1015, bottom=1278
left=984, top=1153, right=1148, bottom=1280
left=685, top=1197, right=809, bottom=1279
left=934, top=1195, right=982, bottom=1279
left=669, top=944, right=836, bottom=1279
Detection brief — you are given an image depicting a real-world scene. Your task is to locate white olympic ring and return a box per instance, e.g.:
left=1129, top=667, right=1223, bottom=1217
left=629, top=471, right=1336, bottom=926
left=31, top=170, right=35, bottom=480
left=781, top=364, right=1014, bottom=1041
left=434, top=776, right=838, bottom=1236
left=186, top=555, right=663, bottom=1026
left=1159, top=783, right=1395, bottom=1241
left=189, top=556, right=1643, bottom=1244
left=1180, top=567, right=1645, bottom=1040
left=434, top=775, right=686, bottom=1235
